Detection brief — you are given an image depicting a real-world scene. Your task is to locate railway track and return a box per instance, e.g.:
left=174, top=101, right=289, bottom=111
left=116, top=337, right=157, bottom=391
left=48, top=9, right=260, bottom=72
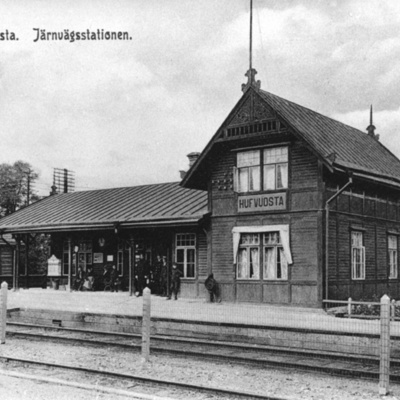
left=0, top=356, right=280, bottom=400
left=5, top=321, right=399, bottom=383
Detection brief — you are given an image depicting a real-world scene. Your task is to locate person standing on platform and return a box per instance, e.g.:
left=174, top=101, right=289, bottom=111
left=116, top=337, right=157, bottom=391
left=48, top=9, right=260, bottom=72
left=167, top=262, right=182, bottom=300
left=153, top=255, right=162, bottom=294
left=134, top=254, right=145, bottom=296
left=159, top=256, right=168, bottom=297
left=110, top=264, right=120, bottom=292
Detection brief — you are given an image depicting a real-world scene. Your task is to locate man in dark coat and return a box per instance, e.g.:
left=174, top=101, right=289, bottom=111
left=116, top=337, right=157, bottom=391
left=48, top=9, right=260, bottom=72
left=167, top=262, right=183, bottom=300
left=159, top=256, right=168, bottom=297
left=134, top=254, right=145, bottom=296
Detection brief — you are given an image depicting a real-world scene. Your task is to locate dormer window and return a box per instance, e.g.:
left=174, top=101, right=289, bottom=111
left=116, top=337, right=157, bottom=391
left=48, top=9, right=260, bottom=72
left=234, top=146, right=288, bottom=193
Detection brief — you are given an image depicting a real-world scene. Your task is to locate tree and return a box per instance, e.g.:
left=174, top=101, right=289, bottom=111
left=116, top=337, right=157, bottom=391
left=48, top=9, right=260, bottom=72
left=0, top=160, right=39, bottom=217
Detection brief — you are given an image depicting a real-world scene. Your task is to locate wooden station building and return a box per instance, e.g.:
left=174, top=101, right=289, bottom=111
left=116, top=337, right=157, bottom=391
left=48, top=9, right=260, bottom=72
left=2, top=70, right=400, bottom=306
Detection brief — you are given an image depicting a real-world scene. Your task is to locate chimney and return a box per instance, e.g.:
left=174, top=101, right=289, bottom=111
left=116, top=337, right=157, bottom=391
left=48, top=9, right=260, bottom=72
left=50, top=185, right=58, bottom=196
left=179, top=152, right=200, bottom=180
left=187, top=152, right=200, bottom=168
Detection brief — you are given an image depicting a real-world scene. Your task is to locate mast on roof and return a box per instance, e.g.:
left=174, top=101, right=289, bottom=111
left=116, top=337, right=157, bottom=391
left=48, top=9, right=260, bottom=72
left=366, top=104, right=379, bottom=141
left=242, top=0, right=261, bottom=92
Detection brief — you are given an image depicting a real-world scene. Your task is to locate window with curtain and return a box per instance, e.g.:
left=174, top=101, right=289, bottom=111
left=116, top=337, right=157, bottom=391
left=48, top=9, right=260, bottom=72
left=389, top=235, right=398, bottom=279
left=263, top=147, right=288, bottom=190
left=237, top=234, right=260, bottom=279
left=351, top=231, right=365, bottom=280
left=237, top=150, right=260, bottom=192
left=263, top=232, right=288, bottom=280
left=234, top=146, right=288, bottom=193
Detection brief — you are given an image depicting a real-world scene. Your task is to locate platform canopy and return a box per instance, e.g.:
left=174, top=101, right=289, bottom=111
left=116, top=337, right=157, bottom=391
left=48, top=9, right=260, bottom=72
left=0, top=182, right=208, bottom=234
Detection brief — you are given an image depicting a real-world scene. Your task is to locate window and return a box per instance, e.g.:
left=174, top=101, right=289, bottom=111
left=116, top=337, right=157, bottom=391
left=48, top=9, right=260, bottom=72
left=176, top=233, right=196, bottom=278
left=117, top=241, right=125, bottom=276
left=235, top=146, right=288, bottom=193
left=233, top=225, right=292, bottom=281
left=77, top=241, right=92, bottom=274
left=237, top=150, right=260, bottom=192
left=389, top=235, right=398, bottom=279
left=263, top=147, right=288, bottom=190
left=263, top=232, right=288, bottom=280
left=63, top=240, right=92, bottom=275
left=62, top=241, right=70, bottom=275
left=237, top=234, right=260, bottom=279
left=351, top=231, right=365, bottom=280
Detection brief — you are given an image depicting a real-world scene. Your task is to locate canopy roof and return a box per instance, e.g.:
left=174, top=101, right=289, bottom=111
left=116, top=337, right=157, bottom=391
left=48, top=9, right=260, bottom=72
left=0, top=182, right=208, bottom=234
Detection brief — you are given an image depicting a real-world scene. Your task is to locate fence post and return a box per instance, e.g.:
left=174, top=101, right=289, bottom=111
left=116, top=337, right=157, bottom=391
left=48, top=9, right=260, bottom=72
left=141, top=287, right=151, bottom=362
left=347, top=297, right=352, bottom=318
left=379, top=294, right=390, bottom=396
left=0, top=281, right=8, bottom=344
left=391, top=300, right=396, bottom=322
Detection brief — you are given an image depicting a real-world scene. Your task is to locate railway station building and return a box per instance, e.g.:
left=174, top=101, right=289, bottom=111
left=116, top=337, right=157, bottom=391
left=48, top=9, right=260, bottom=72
left=1, top=70, right=400, bottom=307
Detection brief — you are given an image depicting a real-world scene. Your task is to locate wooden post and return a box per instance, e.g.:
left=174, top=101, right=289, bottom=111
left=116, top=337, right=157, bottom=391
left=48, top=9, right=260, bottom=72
left=129, top=236, right=135, bottom=297
left=379, top=294, right=390, bottom=396
left=166, top=247, right=170, bottom=299
left=25, top=234, right=29, bottom=289
left=347, top=297, right=352, bottom=318
left=391, top=299, right=396, bottom=322
left=0, top=281, right=8, bottom=344
left=68, top=238, right=73, bottom=292
left=15, top=238, right=20, bottom=292
left=141, top=287, right=151, bottom=362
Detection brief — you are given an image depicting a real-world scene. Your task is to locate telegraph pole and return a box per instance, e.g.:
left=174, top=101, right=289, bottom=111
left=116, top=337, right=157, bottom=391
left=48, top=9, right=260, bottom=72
left=26, top=169, right=31, bottom=206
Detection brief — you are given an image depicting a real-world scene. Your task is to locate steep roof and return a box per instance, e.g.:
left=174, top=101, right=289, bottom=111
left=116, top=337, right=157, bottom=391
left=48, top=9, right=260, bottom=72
left=182, top=87, right=400, bottom=189
left=0, top=182, right=208, bottom=234
left=258, top=89, right=400, bottom=182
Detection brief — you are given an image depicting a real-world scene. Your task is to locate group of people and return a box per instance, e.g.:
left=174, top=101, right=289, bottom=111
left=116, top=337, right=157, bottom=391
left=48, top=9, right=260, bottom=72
left=134, top=254, right=182, bottom=300
left=73, top=265, right=95, bottom=291
left=73, top=264, right=120, bottom=292
left=73, top=254, right=184, bottom=298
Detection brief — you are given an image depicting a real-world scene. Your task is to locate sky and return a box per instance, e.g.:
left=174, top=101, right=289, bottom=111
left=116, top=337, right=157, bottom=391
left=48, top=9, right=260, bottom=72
left=1, top=0, right=400, bottom=196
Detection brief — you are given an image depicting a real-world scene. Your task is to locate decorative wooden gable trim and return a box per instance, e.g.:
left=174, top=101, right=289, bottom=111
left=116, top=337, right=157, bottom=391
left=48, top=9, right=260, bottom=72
left=218, top=91, right=286, bottom=140
left=227, top=91, right=275, bottom=127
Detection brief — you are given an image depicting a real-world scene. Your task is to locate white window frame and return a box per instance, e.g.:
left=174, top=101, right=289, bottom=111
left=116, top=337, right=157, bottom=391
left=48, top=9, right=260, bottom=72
left=388, top=235, right=398, bottom=279
left=232, top=225, right=293, bottom=281
left=234, top=146, right=288, bottom=193
left=263, top=232, right=288, bottom=280
left=175, top=233, right=196, bottom=279
left=237, top=233, right=260, bottom=280
left=351, top=231, right=365, bottom=280
left=62, top=241, right=70, bottom=275
left=237, top=150, right=260, bottom=192
left=117, top=241, right=125, bottom=277
left=263, top=147, right=288, bottom=190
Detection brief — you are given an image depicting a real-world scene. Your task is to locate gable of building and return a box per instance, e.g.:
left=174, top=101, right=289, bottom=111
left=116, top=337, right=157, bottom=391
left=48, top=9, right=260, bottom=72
left=181, top=86, right=400, bottom=191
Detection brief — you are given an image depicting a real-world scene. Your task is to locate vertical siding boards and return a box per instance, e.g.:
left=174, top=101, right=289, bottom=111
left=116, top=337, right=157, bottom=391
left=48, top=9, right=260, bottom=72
left=197, top=230, right=208, bottom=279
left=211, top=151, right=235, bottom=198
left=0, top=246, right=13, bottom=275
left=290, top=142, right=319, bottom=190
left=337, top=215, right=351, bottom=282
left=211, top=217, right=236, bottom=281
left=376, top=225, right=387, bottom=281
left=328, top=217, right=338, bottom=280
left=290, top=215, right=318, bottom=281
left=327, top=182, right=400, bottom=301
left=208, top=137, right=323, bottom=304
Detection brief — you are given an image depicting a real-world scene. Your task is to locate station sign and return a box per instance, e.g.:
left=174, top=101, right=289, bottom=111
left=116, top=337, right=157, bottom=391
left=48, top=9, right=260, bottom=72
left=238, top=192, right=286, bottom=213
